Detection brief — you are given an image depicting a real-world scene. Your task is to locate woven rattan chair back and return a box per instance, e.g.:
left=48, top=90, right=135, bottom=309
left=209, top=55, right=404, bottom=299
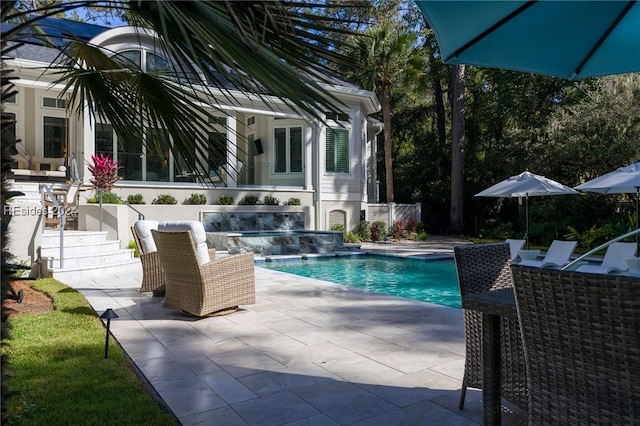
left=152, top=229, right=255, bottom=317
left=454, top=242, right=528, bottom=410
left=131, top=224, right=165, bottom=294
left=511, top=266, right=640, bottom=425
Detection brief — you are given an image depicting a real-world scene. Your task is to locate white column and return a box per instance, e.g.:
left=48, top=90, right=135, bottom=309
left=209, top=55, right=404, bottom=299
left=81, top=101, right=95, bottom=182
left=226, top=112, right=238, bottom=188
left=305, top=125, right=314, bottom=191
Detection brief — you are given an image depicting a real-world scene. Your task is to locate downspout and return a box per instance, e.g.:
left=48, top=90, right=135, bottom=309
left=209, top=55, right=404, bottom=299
left=314, top=120, right=322, bottom=230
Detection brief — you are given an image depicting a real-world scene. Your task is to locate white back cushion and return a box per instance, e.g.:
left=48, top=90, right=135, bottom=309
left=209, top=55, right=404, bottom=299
left=134, top=220, right=159, bottom=253
left=158, top=221, right=210, bottom=265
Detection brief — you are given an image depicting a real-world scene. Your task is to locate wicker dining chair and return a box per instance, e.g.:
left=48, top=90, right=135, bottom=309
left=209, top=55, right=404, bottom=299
left=511, top=266, right=640, bottom=425
left=152, top=225, right=255, bottom=317
left=131, top=220, right=165, bottom=295
left=453, top=242, right=529, bottom=411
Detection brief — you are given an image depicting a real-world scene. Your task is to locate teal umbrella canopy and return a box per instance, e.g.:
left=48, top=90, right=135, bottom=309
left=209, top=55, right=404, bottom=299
left=415, top=0, right=640, bottom=80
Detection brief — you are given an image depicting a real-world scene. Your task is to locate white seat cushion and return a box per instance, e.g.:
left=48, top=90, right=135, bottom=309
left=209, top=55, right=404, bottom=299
left=134, top=220, right=159, bottom=253
left=158, top=221, right=210, bottom=265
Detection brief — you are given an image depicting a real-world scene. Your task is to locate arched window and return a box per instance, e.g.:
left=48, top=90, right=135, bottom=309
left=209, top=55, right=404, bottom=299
left=113, top=49, right=172, bottom=74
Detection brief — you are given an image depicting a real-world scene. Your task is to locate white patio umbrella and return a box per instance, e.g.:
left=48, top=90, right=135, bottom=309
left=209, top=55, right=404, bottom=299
left=476, top=171, right=578, bottom=248
left=575, top=161, right=640, bottom=246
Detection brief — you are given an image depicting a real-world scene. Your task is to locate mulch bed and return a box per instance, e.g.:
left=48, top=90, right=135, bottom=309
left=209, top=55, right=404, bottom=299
left=2, top=280, right=54, bottom=317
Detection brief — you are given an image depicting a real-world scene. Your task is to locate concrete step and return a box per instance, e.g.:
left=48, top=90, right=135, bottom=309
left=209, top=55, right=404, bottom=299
left=46, top=258, right=142, bottom=282
left=42, top=248, right=135, bottom=269
left=41, top=230, right=109, bottom=246
left=38, top=229, right=139, bottom=281
left=39, top=240, right=123, bottom=258
left=6, top=181, right=41, bottom=203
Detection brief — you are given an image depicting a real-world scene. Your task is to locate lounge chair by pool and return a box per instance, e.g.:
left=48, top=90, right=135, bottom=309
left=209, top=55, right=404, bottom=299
left=518, top=240, right=577, bottom=269
left=575, top=242, right=637, bottom=274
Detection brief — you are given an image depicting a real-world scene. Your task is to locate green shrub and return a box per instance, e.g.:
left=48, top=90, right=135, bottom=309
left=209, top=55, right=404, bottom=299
left=564, top=224, right=614, bottom=249
left=126, top=193, right=145, bottom=204
left=217, top=195, right=235, bottom=205
left=286, top=197, right=301, bottom=206
left=152, top=194, right=177, bottom=205
left=184, top=193, right=207, bottom=205
left=356, top=220, right=371, bottom=241
left=479, top=221, right=514, bottom=240
left=330, top=224, right=345, bottom=232
left=241, top=195, right=260, bottom=205
left=263, top=195, right=280, bottom=206
left=418, top=231, right=429, bottom=241
left=370, top=220, right=387, bottom=242
left=344, top=231, right=361, bottom=243
left=86, top=191, right=123, bottom=204
left=127, top=240, right=139, bottom=257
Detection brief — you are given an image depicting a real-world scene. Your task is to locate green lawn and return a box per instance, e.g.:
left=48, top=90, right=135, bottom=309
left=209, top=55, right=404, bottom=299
left=2, top=279, right=177, bottom=425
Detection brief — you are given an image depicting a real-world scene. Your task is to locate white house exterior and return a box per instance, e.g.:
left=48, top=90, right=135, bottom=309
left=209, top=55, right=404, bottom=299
left=6, top=19, right=383, bottom=232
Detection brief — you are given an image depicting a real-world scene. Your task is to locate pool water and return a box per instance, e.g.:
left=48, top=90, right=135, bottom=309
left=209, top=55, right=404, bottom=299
left=259, top=255, right=461, bottom=309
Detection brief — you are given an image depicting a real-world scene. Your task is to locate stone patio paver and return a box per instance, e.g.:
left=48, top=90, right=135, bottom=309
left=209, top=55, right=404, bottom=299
left=59, top=238, right=527, bottom=425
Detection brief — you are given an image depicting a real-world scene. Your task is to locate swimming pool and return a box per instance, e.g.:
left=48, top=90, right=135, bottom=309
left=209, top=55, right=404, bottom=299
left=258, top=255, right=462, bottom=308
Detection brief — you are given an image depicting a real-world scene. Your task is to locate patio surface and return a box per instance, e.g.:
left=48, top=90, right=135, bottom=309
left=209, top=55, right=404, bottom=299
left=60, top=237, right=527, bottom=425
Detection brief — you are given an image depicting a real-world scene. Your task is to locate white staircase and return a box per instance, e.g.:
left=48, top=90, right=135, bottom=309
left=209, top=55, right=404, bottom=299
left=7, top=180, right=45, bottom=203
left=39, top=230, right=141, bottom=282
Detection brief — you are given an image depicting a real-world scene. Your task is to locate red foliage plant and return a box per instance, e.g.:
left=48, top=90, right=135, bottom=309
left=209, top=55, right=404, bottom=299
left=85, top=154, right=121, bottom=192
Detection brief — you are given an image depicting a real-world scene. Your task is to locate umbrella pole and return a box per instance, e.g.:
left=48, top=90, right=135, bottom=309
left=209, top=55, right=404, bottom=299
left=526, top=194, right=529, bottom=249
left=636, top=187, right=639, bottom=252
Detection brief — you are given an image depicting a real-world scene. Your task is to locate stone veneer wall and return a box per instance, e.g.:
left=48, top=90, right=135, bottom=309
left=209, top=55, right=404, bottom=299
left=202, top=211, right=305, bottom=232
left=227, top=231, right=345, bottom=255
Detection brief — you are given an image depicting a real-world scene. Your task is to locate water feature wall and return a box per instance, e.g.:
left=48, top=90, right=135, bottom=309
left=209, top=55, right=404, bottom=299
left=226, top=231, right=346, bottom=255
left=201, top=209, right=357, bottom=255
left=201, top=211, right=305, bottom=232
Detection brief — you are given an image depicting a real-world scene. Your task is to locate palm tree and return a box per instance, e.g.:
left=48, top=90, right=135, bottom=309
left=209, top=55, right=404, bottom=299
left=345, top=19, right=423, bottom=203
left=1, top=1, right=363, bottom=413
left=2, top=0, right=361, bottom=175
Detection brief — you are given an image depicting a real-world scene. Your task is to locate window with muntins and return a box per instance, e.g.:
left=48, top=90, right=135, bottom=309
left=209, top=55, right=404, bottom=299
left=326, top=127, right=349, bottom=173
left=43, top=97, right=67, bottom=109
left=274, top=126, right=302, bottom=173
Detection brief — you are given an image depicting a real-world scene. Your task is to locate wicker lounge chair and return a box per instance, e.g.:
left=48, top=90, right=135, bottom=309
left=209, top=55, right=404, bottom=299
left=132, top=220, right=165, bottom=295
left=511, top=266, right=640, bottom=425
left=453, top=242, right=528, bottom=411
left=152, top=221, right=255, bottom=317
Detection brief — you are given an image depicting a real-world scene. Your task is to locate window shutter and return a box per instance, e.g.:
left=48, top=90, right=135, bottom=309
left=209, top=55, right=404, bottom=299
left=326, top=128, right=336, bottom=172
left=335, top=129, right=349, bottom=173
left=274, top=128, right=287, bottom=172
left=326, top=128, right=349, bottom=173
left=290, top=127, right=302, bottom=172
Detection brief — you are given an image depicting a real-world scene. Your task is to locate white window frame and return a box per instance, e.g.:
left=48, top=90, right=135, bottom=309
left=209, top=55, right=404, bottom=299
left=273, top=125, right=303, bottom=174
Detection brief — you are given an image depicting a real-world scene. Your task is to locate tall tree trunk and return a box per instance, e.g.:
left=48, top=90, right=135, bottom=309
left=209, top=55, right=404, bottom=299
left=381, top=83, right=394, bottom=203
left=433, top=76, right=447, bottom=149
left=449, top=64, right=465, bottom=234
